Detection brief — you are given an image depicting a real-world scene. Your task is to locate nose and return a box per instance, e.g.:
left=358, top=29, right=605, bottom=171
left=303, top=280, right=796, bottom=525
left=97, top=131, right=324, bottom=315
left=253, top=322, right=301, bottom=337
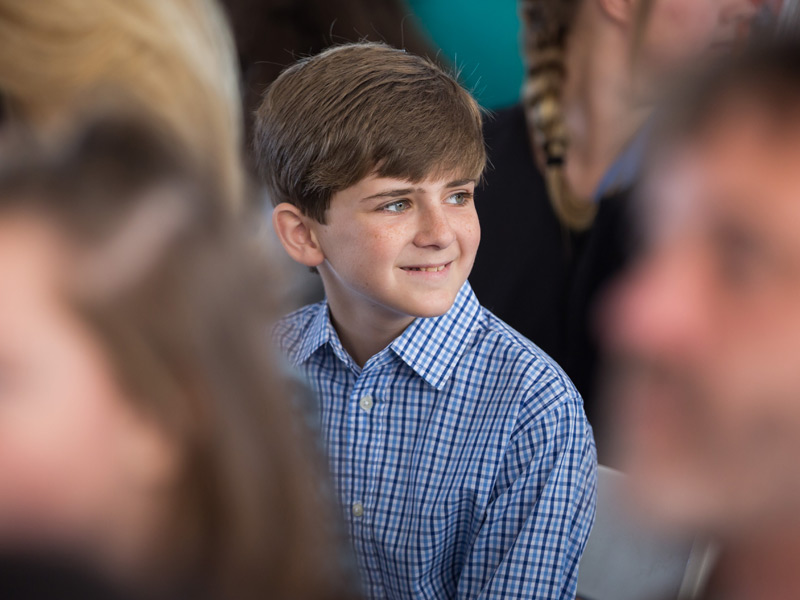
left=413, top=202, right=456, bottom=250
left=601, top=246, right=712, bottom=362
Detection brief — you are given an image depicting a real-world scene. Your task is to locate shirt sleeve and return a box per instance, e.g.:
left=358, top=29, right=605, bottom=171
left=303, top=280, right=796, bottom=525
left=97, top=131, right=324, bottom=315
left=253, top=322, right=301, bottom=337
left=455, top=386, right=597, bottom=600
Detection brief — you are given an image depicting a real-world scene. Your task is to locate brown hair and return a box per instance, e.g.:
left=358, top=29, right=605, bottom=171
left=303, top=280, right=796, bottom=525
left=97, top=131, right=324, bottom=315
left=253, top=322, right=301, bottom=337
left=253, top=42, right=486, bottom=223
left=0, top=119, right=357, bottom=600
left=521, top=0, right=656, bottom=231
left=0, top=0, right=246, bottom=210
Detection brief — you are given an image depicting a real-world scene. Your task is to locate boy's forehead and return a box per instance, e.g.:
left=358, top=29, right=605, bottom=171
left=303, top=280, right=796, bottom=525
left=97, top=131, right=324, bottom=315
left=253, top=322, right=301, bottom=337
left=351, top=173, right=472, bottom=197
left=362, top=168, right=478, bottom=189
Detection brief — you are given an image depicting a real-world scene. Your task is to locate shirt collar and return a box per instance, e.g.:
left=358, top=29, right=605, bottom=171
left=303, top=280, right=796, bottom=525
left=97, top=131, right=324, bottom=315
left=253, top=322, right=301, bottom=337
left=291, top=283, right=485, bottom=389
left=593, top=121, right=651, bottom=202
left=292, top=300, right=340, bottom=366
left=390, top=282, right=484, bottom=391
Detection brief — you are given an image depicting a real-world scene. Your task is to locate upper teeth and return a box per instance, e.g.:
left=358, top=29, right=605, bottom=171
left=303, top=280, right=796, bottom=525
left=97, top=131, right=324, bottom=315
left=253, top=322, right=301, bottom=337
left=408, top=265, right=446, bottom=272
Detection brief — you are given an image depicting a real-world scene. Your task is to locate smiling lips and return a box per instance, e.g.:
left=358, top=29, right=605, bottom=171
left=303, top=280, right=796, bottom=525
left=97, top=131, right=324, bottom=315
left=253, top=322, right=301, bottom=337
left=401, top=261, right=452, bottom=273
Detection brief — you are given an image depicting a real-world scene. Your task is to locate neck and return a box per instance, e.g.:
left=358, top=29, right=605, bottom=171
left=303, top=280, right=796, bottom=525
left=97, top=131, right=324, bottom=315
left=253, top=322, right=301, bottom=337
left=710, top=520, right=800, bottom=599
left=560, top=5, right=650, bottom=198
left=321, top=275, right=414, bottom=368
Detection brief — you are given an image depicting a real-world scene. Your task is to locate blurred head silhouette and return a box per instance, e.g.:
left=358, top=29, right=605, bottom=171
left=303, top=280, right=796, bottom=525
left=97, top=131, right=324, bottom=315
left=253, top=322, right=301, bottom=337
left=0, top=118, right=355, bottom=600
left=0, top=0, right=245, bottom=208
left=603, top=41, right=800, bottom=545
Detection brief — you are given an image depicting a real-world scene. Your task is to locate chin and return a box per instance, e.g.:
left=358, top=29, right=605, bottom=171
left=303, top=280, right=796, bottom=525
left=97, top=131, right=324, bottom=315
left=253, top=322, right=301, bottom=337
left=413, top=306, right=452, bottom=318
left=379, top=278, right=466, bottom=319
left=397, top=295, right=458, bottom=319
left=421, top=288, right=463, bottom=316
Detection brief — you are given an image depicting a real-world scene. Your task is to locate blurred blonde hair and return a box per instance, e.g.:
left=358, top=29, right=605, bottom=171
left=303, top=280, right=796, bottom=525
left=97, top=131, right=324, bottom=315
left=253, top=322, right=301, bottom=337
left=0, top=0, right=245, bottom=209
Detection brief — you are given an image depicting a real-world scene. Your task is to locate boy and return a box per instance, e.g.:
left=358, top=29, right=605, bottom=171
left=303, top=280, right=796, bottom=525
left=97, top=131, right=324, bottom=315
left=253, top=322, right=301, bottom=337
left=255, top=43, right=596, bottom=600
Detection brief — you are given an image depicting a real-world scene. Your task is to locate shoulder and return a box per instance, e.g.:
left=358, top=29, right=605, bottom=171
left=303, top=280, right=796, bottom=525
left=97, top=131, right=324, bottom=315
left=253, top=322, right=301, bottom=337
left=474, top=311, right=596, bottom=484
left=272, top=302, right=325, bottom=355
left=473, top=307, right=586, bottom=419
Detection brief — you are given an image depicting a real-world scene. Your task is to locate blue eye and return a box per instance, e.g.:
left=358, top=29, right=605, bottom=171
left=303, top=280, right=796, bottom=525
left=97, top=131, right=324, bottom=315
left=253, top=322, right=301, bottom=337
left=381, top=200, right=410, bottom=213
left=445, top=192, right=472, bottom=206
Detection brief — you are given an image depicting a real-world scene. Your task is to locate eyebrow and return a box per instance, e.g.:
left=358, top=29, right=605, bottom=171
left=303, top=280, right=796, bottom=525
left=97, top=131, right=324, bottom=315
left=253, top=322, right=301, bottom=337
left=362, top=179, right=477, bottom=201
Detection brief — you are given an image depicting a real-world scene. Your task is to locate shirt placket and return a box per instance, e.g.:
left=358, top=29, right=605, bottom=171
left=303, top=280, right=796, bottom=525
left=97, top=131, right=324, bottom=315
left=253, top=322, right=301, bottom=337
left=346, top=359, right=388, bottom=595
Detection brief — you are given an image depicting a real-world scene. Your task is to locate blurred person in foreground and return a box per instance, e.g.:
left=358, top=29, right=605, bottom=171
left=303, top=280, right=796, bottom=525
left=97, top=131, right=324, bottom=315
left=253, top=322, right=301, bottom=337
left=0, top=0, right=326, bottom=311
left=0, top=0, right=245, bottom=208
left=469, top=0, right=759, bottom=450
left=0, top=118, right=356, bottom=600
left=603, top=40, right=800, bottom=599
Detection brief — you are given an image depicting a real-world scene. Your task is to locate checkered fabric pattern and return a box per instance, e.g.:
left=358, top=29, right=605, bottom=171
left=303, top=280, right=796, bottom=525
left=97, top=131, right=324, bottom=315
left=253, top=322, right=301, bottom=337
left=274, top=282, right=597, bottom=600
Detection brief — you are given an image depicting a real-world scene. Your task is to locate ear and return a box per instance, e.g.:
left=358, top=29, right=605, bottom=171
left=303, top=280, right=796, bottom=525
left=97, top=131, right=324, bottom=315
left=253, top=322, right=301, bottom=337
left=597, top=0, right=638, bottom=26
left=272, top=202, right=325, bottom=268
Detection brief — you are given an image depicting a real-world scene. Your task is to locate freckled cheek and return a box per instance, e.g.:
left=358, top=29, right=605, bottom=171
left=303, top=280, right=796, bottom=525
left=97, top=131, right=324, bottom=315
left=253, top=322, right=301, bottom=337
left=360, top=225, right=411, bottom=267
left=457, top=214, right=481, bottom=257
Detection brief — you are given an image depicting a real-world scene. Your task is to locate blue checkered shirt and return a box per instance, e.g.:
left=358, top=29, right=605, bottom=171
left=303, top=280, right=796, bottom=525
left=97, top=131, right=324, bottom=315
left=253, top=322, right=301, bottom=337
left=275, top=282, right=597, bottom=599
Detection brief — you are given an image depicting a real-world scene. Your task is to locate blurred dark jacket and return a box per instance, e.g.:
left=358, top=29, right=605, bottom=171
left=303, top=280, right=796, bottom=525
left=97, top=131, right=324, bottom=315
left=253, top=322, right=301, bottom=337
left=0, top=553, right=138, bottom=600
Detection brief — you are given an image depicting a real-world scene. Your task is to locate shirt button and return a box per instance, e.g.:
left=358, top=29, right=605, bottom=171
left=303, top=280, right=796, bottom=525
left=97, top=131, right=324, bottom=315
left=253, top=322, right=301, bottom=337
left=351, top=502, right=364, bottom=518
left=359, top=394, right=374, bottom=413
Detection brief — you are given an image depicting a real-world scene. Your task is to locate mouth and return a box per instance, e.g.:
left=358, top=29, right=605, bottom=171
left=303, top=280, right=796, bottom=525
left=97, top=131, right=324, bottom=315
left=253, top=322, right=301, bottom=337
left=400, top=261, right=453, bottom=274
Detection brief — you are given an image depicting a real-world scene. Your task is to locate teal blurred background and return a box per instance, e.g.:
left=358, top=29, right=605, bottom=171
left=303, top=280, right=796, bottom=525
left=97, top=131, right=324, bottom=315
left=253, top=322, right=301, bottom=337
left=407, top=0, right=524, bottom=109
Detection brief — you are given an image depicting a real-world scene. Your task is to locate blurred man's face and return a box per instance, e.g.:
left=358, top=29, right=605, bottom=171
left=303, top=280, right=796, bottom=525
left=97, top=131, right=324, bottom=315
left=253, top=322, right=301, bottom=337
left=604, top=99, right=800, bottom=535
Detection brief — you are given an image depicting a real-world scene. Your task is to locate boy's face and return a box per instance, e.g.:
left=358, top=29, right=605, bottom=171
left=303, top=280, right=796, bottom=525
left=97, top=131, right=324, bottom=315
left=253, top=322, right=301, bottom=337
left=312, top=174, right=480, bottom=321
